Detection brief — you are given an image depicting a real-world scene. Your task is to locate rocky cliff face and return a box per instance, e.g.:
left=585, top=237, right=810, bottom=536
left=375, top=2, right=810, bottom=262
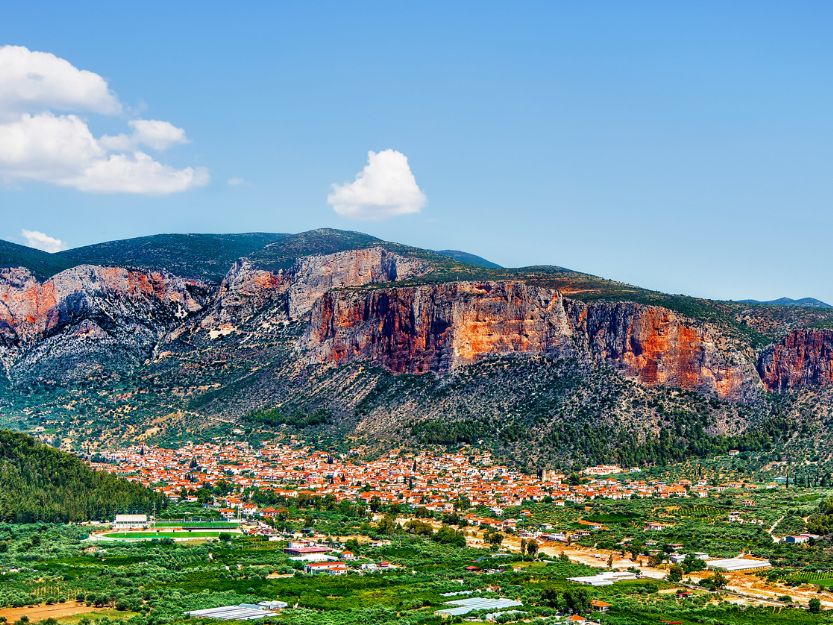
left=0, top=265, right=208, bottom=373
left=199, top=247, right=431, bottom=332
left=306, top=281, right=761, bottom=398
left=571, top=301, right=757, bottom=398
left=758, top=329, right=833, bottom=391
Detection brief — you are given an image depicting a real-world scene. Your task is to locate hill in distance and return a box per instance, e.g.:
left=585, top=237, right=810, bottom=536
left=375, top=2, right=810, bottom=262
left=57, top=232, right=290, bottom=282
left=0, top=429, right=163, bottom=523
left=433, top=249, right=502, bottom=269
left=0, top=239, right=75, bottom=280
left=738, top=297, right=832, bottom=309
left=1, top=229, right=501, bottom=283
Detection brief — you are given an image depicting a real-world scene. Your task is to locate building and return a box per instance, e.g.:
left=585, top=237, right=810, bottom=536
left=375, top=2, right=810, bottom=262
left=705, top=557, right=771, bottom=571
left=591, top=599, right=612, bottom=612
left=436, top=597, right=523, bottom=618
left=567, top=571, right=638, bottom=586
left=184, top=602, right=286, bottom=620
left=284, top=544, right=331, bottom=562
left=112, top=514, right=148, bottom=530
left=785, top=534, right=819, bottom=544
left=304, top=561, right=348, bottom=575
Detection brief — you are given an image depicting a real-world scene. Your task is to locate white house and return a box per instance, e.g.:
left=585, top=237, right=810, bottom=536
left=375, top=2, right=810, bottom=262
left=112, top=514, right=149, bottom=530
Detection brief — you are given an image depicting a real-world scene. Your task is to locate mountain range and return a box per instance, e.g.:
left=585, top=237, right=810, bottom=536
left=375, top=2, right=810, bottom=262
left=737, top=297, right=832, bottom=309
left=1, top=228, right=831, bottom=469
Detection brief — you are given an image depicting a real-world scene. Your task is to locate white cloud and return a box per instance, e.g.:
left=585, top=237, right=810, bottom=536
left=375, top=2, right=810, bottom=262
left=0, top=113, right=208, bottom=194
left=21, top=229, right=67, bottom=253
left=328, top=149, right=426, bottom=220
left=0, top=45, right=120, bottom=118
left=0, top=45, right=207, bottom=195
left=69, top=152, right=208, bottom=195
left=0, top=113, right=103, bottom=179
left=226, top=176, right=246, bottom=186
left=100, top=119, right=188, bottom=152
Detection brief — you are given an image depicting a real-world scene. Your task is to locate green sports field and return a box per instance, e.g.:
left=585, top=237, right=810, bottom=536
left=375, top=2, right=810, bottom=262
left=153, top=521, right=240, bottom=529
left=104, top=531, right=227, bottom=539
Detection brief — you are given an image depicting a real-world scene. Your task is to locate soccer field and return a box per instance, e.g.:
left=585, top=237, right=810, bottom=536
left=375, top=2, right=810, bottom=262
left=153, top=521, right=240, bottom=529
left=105, top=531, right=227, bottom=539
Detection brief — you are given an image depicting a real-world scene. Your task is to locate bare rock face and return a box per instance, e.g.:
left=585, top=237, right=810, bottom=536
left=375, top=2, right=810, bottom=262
left=287, top=246, right=429, bottom=318
left=306, top=282, right=574, bottom=374
left=0, top=265, right=208, bottom=372
left=305, top=281, right=761, bottom=398
left=569, top=301, right=757, bottom=399
left=758, top=329, right=833, bottom=391
left=200, top=247, right=431, bottom=332
left=199, top=259, right=290, bottom=331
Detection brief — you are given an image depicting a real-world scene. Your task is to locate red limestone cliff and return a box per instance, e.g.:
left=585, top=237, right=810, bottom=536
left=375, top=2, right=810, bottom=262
left=758, top=329, right=833, bottom=391
left=305, top=281, right=761, bottom=398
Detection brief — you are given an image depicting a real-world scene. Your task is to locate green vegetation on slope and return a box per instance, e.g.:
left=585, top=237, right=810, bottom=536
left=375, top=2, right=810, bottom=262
left=433, top=249, right=502, bottom=268
left=0, top=430, right=164, bottom=523
left=245, top=228, right=384, bottom=271
left=57, top=233, right=289, bottom=282
left=0, top=240, right=74, bottom=280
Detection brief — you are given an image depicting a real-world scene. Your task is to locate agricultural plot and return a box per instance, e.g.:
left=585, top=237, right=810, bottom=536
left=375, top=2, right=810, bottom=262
left=2, top=493, right=833, bottom=625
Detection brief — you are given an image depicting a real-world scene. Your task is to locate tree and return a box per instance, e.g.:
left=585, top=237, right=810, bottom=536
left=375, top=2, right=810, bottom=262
left=526, top=539, right=539, bottom=558
left=809, top=597, right=821, bottom=614
left=455, top=494, right=471, bottom=510
left=0, top=430, right=165, bottom=523
left=433, top=525, right=466, bottom=548
left=540, top=587, right=559, bottom=608
left=682, top=553, right=705, bottom=573
left=561, top=588, right=590, bottom=614
left=712, top=572, right=728, bottom=589
left=375, top=514, right=399, bottom=535
left=487, top=531, right=504, bottom=549
left=344, top=538, right=361, bottom=555
left=668, top=564, right=683, bottom=583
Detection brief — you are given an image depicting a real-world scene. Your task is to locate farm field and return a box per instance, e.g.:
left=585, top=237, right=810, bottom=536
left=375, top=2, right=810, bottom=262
left=2, top=485, right=833, bottom=625
left=0, top=602, right=110, bottom=622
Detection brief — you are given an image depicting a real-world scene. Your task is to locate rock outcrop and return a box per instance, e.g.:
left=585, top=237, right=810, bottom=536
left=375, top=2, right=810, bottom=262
left=200, top=247, right=431, bottom=331
left=0, top=265, right=208, bottom=371
left=306, top=281, right=761, bottom=398
left=571, top=301, right=756, bottom=398
left=758, top=329, right=833, bottom=391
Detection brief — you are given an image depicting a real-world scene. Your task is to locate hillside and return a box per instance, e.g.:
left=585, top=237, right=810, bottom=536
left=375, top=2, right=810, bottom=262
left=0, top=239, right=74, bottom=280
left=0, top=429, right=164, bottom=522
left=1, top=228, right=832, bottom=469
left=738, top=297, right=832, bottom=309
left=434, top=249, right=502, bottom=268
left=57, top=232, right=289, bottom=282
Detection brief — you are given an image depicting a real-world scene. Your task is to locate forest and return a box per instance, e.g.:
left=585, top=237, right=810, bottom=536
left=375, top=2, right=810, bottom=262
left=0, top=430, right=165, bottom=523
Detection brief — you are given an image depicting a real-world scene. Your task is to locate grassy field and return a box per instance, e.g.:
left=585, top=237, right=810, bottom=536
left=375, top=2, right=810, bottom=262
left=104, top=530, right=226, bottom=539
left=154, top=521, right=239, bottom=529
left=784, top=571, right=833, bottom=588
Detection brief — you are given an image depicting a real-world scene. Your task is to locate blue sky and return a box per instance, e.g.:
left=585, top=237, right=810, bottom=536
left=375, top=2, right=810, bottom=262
left=1, top=2, right=832, bottom=303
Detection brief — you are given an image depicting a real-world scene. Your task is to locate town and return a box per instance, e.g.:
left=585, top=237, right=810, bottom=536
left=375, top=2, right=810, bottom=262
left=90, top=440, right=735, bottom=515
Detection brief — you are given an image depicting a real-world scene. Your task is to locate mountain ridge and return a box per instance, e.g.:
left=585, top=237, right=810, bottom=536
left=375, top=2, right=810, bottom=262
left=1, top=228, right=831, bottom=468
left=738, top=297, right=832, bottom=309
